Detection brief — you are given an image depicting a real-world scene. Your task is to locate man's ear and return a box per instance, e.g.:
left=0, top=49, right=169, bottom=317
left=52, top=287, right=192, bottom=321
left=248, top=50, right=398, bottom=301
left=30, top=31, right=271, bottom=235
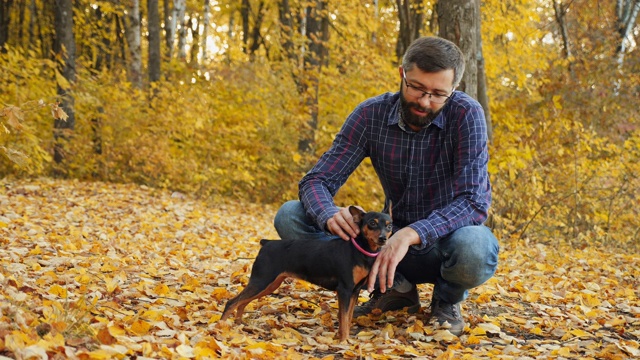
left=349, top=206, right=365, bottom=224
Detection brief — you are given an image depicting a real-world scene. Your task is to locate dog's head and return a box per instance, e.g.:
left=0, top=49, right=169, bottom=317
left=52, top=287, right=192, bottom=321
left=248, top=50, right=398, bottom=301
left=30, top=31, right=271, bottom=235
left=349, top=206, right=393, bottom=252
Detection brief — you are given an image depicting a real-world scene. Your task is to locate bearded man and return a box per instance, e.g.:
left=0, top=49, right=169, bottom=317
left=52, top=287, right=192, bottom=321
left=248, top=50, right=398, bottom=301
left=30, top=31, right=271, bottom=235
left=273, top=36, right=499, bottom=336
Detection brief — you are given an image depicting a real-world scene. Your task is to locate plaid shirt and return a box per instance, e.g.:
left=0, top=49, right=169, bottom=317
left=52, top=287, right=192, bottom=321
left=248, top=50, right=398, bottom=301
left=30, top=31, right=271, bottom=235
left=299, top=91, right=491, bottom=252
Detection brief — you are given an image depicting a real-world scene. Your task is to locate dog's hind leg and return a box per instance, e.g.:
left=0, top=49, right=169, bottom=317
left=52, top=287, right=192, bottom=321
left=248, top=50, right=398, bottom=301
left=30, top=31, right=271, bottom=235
left=220, top=273, right=288, bottom=323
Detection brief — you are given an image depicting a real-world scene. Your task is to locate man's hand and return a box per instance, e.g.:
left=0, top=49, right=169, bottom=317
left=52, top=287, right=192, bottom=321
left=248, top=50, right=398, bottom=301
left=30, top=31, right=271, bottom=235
left=367, top=227, right=421, bottom=293
left=326, top=206, right=364, bottom=241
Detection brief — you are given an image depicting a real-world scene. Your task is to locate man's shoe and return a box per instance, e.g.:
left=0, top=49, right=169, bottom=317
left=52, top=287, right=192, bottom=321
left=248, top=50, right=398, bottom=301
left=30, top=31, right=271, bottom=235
left=353, top=285, right=420, bottom=317
left=428, top=295, right=465, bottom=336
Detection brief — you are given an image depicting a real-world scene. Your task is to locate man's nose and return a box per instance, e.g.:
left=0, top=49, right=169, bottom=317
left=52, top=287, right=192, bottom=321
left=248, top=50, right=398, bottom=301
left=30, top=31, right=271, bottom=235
left=417, top=94, right=432, bottom=107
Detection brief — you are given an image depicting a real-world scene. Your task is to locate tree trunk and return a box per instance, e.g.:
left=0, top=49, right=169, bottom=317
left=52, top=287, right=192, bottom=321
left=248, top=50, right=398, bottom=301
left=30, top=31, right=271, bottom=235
left=124, top=0, right=142, bottom=88
left=395, top=0, right=424, bottom=65
left=248, top=1, right=266, bottom=58
left=148, top=0, right=161, bottom=83
left=202, top=0, right=211, bottom=59
left=17, top=0, right=24, bottom=44
left=175, top=0, right=187, bottom=60
left=475, top=0, right=492, bottom=141
left=28, top=0, right=36, bottom=45
left=189, top=15, right=199, bottom=63
left=164, top=0, right=173, bottom=58
left=436, top=0, right=477, bottom=99
left=93, top=6, right=111, bottom=71
left=615, top=0, right=640, bottom=68
left=241, top=0, right=249, bottom=53
left=297, top=0, right=328, bottom=155
left=115, top=14, right=126, bottom=67
left=0, top=0, right=14, bottom=52
left=372, top=0, right=379, bottom=43
left=53, top=0, right=76, bottom=166
left=553, top=0, right=572, bottom=60
left=279, top=0, right=295, bottom=61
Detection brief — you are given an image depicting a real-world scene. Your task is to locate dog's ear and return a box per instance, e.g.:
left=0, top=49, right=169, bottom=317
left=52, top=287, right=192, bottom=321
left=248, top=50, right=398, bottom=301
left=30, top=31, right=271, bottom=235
left=387, top=200, right=393, bottom=221
left=349, top=206, right=365, bottom=224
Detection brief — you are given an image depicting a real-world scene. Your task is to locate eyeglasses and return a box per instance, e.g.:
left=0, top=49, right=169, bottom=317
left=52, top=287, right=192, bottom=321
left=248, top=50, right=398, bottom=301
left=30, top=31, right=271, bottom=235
left=402, top=70, right=451, bottom=104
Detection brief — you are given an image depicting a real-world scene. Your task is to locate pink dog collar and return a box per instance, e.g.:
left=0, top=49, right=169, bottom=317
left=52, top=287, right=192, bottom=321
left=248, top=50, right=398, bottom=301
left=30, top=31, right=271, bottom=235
left=351, top=238, right=379, bottom=257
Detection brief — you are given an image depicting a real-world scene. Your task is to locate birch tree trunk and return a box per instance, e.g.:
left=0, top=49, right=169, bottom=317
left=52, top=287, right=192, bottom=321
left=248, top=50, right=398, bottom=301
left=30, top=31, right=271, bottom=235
left=202, top=0, right=211, bottom=59
left=174, top=0, right=187, bottom=60
left=615, top=0, right=640, bottom=68
left=124, top=0, right=142, bottom=88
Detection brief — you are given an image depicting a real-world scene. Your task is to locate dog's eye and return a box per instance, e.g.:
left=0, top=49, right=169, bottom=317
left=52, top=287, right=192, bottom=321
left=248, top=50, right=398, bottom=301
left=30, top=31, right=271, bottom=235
left=368, top=220, right=378, bottom=228
left=386, top=224, right=392, bottom=231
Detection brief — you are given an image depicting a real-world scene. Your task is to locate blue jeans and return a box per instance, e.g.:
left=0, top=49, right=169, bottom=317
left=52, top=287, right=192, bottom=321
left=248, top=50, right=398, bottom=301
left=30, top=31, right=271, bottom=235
left=274, top=200, right=499, bottom=304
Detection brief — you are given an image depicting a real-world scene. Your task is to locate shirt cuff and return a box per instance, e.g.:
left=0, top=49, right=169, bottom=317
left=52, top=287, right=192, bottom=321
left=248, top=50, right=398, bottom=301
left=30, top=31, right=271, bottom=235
left=408, top=221, right=437, bottom=251
left=316, top=207, right=340, bottom=233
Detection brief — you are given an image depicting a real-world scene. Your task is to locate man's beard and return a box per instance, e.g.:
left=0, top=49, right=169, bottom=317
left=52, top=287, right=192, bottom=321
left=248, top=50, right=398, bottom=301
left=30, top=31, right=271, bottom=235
left=400, top=89, right=443, bottom=129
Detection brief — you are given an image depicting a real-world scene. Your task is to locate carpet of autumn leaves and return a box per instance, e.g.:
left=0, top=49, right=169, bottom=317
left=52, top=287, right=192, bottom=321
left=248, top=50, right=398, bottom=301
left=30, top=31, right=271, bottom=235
left=0, top=178, right=639, bottom=359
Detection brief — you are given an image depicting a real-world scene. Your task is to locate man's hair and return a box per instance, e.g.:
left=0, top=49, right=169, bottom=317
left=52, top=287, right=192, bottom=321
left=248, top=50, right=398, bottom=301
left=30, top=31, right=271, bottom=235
left=402, top=36, right=465, bottom=88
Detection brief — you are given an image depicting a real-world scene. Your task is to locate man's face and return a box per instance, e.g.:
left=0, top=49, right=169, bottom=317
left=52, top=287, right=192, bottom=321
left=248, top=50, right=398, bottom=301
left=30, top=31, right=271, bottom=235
left=399, top=67, right=455, bottom=131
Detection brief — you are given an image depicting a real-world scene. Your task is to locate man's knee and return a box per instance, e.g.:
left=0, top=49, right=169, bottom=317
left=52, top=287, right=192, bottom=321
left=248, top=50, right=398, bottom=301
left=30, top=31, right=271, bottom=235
left=442, top=226, right=499, bottom=287
left=274, top=200, right=304, bottom=237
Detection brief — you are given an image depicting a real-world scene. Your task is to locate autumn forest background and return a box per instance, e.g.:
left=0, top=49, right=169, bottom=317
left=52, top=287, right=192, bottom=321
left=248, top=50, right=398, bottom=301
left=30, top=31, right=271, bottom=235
left=0, top=0, right=639, bottom=358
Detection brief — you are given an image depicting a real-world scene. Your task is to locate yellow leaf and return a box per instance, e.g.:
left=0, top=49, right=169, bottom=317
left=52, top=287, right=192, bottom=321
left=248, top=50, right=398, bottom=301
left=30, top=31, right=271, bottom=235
left=141, top=310, right=163, bottom=321
left=75, top=274, right=92, bottom=285
left=86, top=349, right=119, bottom=359
left=555, top=346, right=573, bottom=356
left=530, top=327, right=543, bottom=335
left=129, top=320, right=151, bottom=336
left=55, top=70, right=71, bottom=90
left=194, top=346, right=218, bottom=359
left=153, top=283, right=170, bottom=295
left=466, top=334, right=482, bottom=344
left=100, top=263, right=118, bottom=272
left=570, top=329, right=592, bottom=338
left=108, top=325, right=126, bottom=337
left=211, top=287, right=229, bottom=301
left=208, top=314, right=221, bottom=323
left=552, top=95, right=563, bottom=110
left=48, top=285, right=67, bottom=298
left=29, top=246, right=42, bottom=255
left=381, top=323, right=395, bottom=338
left=104, top=277, right=120, bottom=294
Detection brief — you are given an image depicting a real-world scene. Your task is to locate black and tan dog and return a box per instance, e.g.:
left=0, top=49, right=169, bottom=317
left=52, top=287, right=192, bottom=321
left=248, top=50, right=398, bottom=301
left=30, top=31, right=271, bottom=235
left=220, top=206, right=392, bottom=341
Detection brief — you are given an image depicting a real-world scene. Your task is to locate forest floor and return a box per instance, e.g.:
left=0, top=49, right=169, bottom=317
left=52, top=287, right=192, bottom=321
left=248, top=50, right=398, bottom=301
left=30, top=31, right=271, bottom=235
left=0, top=177, right=638, bottom=359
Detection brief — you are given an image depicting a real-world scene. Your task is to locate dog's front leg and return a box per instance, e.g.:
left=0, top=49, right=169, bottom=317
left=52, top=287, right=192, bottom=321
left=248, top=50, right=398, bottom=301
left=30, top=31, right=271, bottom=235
left=336, top=288, right=353, bottom=341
